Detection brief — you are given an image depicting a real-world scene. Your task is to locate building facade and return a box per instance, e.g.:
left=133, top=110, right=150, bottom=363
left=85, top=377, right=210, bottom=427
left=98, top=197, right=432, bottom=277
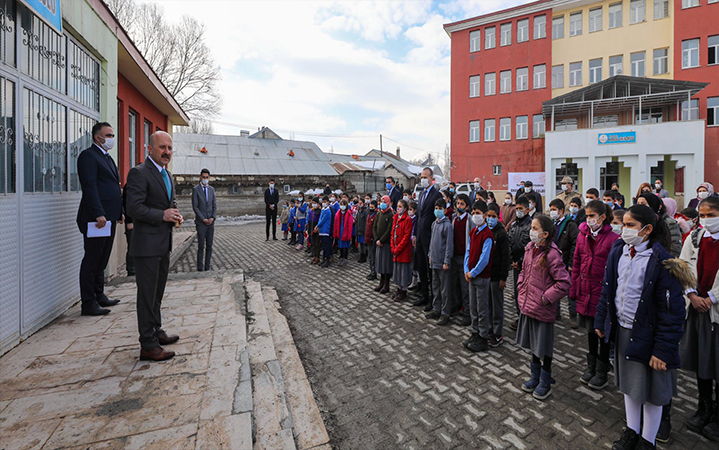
left=445, top=0, right=719, bottom=198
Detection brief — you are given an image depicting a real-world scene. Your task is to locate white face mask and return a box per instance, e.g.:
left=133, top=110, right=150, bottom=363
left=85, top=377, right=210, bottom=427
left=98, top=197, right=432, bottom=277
left=698, top=191, right=710, bottom=200
left=561, top=184, right=568, bottom=191
left=528, top=203, right=535, bottom=212
left=584, top=197, right=592, bottom=205
left=100, top=137, right=114, bottom=151
left=529, top=230, right=543, bottom=245
left=569, top=206, right=579, bottom=215
left=655, top=184, right=662, bottom=190
left=472, top=214, right=484, bottom=226
left=611, top=224, right=623, bottom=235
left=269, top=184, right=275, bottom=189
left=340, top=205, right=347, bottom=211
left=312, top=203, right=318, bottom=209
left=516, top=210, right=525, bottom=219
left=505, top=198, right=512, bottom=205
left=474, top=183, right=481, bottom=190
left=201, top=178, right=209, bottom=186
left=408, top=210, right=416, bottom=218
left=700, top=217, right=719, bottom=234
left=526, top=186, right=533, bottom=192
left=421, top=178, right=430, bottom=188
left=549, top=210, right=559, bottom=220
left=403, top=195, right=409, bottom=202
left=622, top=226, right=646, bottom=247
left=586, top=217, right=601, bottom=231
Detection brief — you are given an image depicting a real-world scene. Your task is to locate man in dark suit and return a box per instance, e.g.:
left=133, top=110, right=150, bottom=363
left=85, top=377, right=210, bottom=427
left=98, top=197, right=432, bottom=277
left=192, top=168, right=217, bottom=271
left=386, top=177, right=402, bottom=209
left=125, top=131, right=181, bottom=362
left=76, top=122, right=123, bottom=316
left=412, top=167, right=442, bottom=308
left=264, top=179, right=279, bottom=241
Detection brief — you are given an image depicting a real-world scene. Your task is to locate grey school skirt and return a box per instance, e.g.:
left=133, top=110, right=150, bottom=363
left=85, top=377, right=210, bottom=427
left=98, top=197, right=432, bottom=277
left=393, top=262, right=413, bottom=289
left=577, top=313, right=596, bottom=333
left=679, top=307, right=719, bottom=382
left=615, top=326, right=676, bottom=406
left=516, top=313, right=554, bottom=359
left=375, top=244, right=394, bottom=275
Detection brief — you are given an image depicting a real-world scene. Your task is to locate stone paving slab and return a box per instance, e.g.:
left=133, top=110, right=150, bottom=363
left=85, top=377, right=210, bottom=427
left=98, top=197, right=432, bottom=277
left=0, top=271, right=251, bottom=450
left=172, top=223, right=715, bottom=450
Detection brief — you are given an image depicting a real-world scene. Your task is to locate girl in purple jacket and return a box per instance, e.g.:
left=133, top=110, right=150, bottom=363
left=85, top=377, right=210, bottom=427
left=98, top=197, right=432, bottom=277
left=570, top=200, right=620, bottom=391
left=517, top=215, right=571, bottom=400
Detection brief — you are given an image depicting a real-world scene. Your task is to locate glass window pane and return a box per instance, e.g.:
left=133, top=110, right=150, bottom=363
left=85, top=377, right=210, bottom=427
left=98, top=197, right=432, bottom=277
left=20, top=5, right=66, bottom=94
left=69, top=40, right=100, bottom=111
left=23, top=88, right=67, bottom=193
left=485, top=72, right=496, bottom=95
left=0, top=0, right=16, bottom=67
left=589, top=7, right=602, bottom=33
left=517, top=19, right=529, bottom=43
left=570, top=12, right=582, bottom=36
left=516, top=67, right=528, bottom=91
left=609, top=3, right=623, bottom=28
left=0, top=76, right=15, bottom=193
left=485, top=27, right=495, bottom=49
left=469, top=30, right=481, bottom=53
left=552, top=65, right=564, bottom=89
left=552, top=16, right=564, bottom=39
left=534, top=15, right=546, bottom=39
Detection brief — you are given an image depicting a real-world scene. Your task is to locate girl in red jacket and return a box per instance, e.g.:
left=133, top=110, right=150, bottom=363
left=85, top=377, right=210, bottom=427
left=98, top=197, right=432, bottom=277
left=517, top=214, right=571, bottom=400
left=333, top=199, right=355, bottom=266
left=391, top=199, right=413, bottom=301
left=570, top=200, right=620, bottom=391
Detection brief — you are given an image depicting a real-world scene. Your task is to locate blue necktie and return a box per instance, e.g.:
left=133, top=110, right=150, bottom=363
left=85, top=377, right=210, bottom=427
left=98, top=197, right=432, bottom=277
left=161, top=168, right=172, bottom=200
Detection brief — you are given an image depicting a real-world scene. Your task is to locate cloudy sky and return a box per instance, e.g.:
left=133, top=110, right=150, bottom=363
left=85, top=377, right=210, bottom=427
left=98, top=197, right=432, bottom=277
left=151, top=0, right=532, bottom=162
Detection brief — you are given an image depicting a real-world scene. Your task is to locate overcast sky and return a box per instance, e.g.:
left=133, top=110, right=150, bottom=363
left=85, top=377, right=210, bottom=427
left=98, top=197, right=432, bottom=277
left=149, top=0, right=532, bottom=161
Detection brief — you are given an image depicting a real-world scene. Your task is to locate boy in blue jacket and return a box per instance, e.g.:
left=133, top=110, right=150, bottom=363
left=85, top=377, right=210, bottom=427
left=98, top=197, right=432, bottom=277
left=288, top=199, right=297, bottom=245
left=316, top=196, right=334, bottom=268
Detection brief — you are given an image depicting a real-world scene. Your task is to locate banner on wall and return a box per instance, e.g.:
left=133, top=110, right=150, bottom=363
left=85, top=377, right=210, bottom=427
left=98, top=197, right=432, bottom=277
left=508, top=172, right=546, bottom=197
left=19, top=0, right=62, bottom=34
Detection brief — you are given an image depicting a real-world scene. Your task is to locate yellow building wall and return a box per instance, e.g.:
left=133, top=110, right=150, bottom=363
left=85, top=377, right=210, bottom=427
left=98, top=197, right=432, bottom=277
left=552, top=0, right=674, bottom=97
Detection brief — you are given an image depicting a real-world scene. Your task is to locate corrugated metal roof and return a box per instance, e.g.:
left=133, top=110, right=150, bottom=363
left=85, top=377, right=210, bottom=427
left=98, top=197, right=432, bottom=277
left=331, top=162, right=375, bottom=174
left=172, top=133, right=338, bottom=176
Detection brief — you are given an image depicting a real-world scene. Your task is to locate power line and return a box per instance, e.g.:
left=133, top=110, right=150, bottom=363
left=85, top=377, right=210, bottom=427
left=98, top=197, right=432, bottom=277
left=209, top=119, right=376, bottom=139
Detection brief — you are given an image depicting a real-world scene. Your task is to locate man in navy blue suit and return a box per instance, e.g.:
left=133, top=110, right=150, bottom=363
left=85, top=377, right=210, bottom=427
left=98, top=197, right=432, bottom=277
left=412, top=167, right=442, bottom=308
left=76, top=122, right=123, bottom=316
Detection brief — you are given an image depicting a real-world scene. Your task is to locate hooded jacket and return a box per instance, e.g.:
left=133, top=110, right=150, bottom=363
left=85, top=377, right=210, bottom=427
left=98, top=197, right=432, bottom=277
left=570, top=222, right=620, bottom=317
left=517, top=241, right=571, bottom=323
left=391, top=212, right=413, bottom=263
left=489, top=222, right=510, bottom=282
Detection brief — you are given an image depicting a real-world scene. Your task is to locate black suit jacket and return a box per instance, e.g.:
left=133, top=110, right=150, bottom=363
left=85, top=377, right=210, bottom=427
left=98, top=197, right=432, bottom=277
left=414, top=185, right=442, bottom=245
left=76, top=144, right=122, bottom=234
left=264, top=187, right=279, bottom=213
left=125, top=159, right=174, bottom=258
left=388, top=187, right=402, bottom=209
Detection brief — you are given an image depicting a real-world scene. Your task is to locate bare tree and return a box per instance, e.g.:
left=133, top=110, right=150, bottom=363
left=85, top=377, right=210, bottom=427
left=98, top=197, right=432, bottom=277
left=175, top=118, right=214, bottom=135
left=107, top=0, right=222, bottom=121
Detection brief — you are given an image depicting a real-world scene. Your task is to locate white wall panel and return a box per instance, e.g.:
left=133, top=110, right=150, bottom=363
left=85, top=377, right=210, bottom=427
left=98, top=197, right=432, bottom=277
left=0, top=195, right=20, bottom=354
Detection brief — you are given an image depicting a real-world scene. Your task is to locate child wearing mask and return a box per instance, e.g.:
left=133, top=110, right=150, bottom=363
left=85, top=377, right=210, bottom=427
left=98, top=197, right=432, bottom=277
left=612, top=210, right=625, bottom=235
left=309, top=199, right=322, bottom=264
left=316, top=196, right=333, bottom=268
left=517, top=215, right=571, bottom=400
left=365, top=200, right=379, bottom=280
left=501, top=192, right=516, bottom=228
left=373, top=195, right=394, bottom=294
left=569, top=197, right=586, bottom=225
left=391, top=199, right=414, bottom=302
left=452, top=194, right=473, bottom=326
left=295, top=194, right=308, bottom=250
left=441, top=189, right=455, bottom=218
left=288, top=199, right=297, bottom=245
left=548, top=198, right=579, bottom=324
left=571, top=200, right=620, bottom=392
left=408, top=201, right=420, bottom=290
left=427, top=198, right=454, bottom=326
left=676, top=207, right=699, bottom=244
left=355, top=197, right=368, bottom=263
left=333, top=199, right=354, bottom=266
left=507, top=196, right=533, bottom=330
left=679, top=195, right=719, bottom=442
left=280, top=201, right=290, bottom=240
left=595, top=205, right=688, bottom=449
left=486, top=203, right=509, bottom=347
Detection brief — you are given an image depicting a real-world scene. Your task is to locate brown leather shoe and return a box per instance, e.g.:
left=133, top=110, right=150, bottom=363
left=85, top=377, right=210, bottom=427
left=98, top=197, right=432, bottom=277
left=156, top=331, right=180, bottom=345
left=140, top=346, right=175, bottom=361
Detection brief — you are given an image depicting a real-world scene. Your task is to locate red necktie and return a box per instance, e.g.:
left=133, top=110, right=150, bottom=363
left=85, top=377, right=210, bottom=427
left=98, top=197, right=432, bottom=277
left=630, top=247, right=637, bottom=259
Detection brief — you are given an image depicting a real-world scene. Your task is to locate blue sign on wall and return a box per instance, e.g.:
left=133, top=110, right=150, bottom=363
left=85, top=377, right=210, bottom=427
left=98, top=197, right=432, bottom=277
left=598, top=131, right=636, bottom=145
left=19, top=0, right=62, bottom=34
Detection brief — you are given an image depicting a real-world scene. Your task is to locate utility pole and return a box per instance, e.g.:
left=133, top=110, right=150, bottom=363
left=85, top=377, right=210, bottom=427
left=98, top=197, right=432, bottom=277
left=379, top=134, right=383, bottom=157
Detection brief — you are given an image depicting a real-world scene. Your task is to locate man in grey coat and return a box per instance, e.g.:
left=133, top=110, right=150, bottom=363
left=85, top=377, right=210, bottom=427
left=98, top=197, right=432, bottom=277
left=192, top=168, right=217, bottom=271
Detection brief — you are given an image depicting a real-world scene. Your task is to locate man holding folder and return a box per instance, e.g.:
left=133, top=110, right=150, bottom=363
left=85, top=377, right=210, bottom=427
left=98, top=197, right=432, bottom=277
left=76, top=122, right=123, bottom=316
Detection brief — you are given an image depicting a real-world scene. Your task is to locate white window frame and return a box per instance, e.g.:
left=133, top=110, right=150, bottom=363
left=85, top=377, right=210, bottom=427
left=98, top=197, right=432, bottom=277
left=500, top=70, right=512, bottom=94
left=499, top=117, right=511, bottom=141
left=534, top=15, right=546, bottom=39
left=517, top=19, right=529, bottom=43
left=144, top=120, right=151, bottom=158
left=653, top=48, right=669, bottom=75
left=484, top=119, right=495, bottom=142
left=533, top=64, right=546, bottom=89
left=589, top=7, right=603, bottom=33
left=469, top=75, right=481, bottom=98
left=630, top=0, right=645, bottom=24
left=485, top=72, right=496, bottom=95
left=516, top=67, right=529, bottom=91
left=654, top=0, right=669, bottom=19
left=682, top=39, right=700, bottom=69
left=631, top=51, right=645, bottom=77
left=129, top=110, right=137, bottom=168
left=516, top=116, right=528, bottom=140
left=552, top=16, right=564, bottom=39
left=609, top=2, right=623, bottom=29
left=569, top=62, right=582, bottom=87
left=469, top=120, right=480, bottom=142
left=609, top=55, right=624, bottom=76
left=492, top=165, right=502, bottom=176
left=569, top=12, right=582, bottom=36
left=485, top=27, right=496, bottom=49
left=552, top=65, right=564, bottom=89
left=470, top=30, right=481, bottom=53
left=709, top=35, right=719, bottom=66
left=533, top=114, right=545, bottom=138
left=682, top=99, right=699, bottom=120
left=708, top=97, right=719, bottom=126
left=589, top=58, right=603, bottom=83
left=500, top=23, right=512, bottom=46
left=682, top=0, right=700, bottom=8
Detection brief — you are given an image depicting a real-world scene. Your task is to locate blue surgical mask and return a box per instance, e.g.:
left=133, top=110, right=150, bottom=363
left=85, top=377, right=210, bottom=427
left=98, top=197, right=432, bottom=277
left=434, top=209, right=445, bottom=220
left=449, top=188, right=455, bottom=194
left=457, top=207, right=466, bottom=214
left=283, top=204, right=287, bottom=208
left=487, top=217, right=498, bottom=229
left=379, top=203, right=388, bottom=210
left=386, top=183, right=392, bottom=190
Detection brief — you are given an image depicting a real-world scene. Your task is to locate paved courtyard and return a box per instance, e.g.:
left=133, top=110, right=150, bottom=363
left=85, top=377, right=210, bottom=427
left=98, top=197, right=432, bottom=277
left=173, top=223, right=714, bottom=450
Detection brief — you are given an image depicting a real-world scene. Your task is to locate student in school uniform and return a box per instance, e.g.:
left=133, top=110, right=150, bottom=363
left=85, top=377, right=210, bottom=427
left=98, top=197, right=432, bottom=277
left=333, top=199, right=354, bottom=266
left=309, top=199, right=322, bottom=264
left=356, top=197, right=369, bottom=263
left=373, top=195, right=395, bottom=294
left=611, top=209, right=625, bottom=235
left=594, top=204, right=689, bottom=449
left=486, top=203, right=510, bottom=347
left=501, top=192, right=516, bottom=229
left=288, top=199, right=297, bottom=245
left=315, top=196, right=333, bottom=268
left=451, top=194, right=473, bottom=326
left=295, top=193, right=308, bottom=250
left=517, top=215, right=571, bottom=400
left=305, top=197, right=316, bottom=255
left=365, top=200, right=378, bottom=281
left=408, top=201, right=420, bottom=291
left=507, top=196, right=532, bottom=331
left=679, top=195, right=719, bottom=442
left=391, top=199, right=413, bottom=302
left=426, top=198, right=454, bottom=326
left=548, top=199, right=579, bottom=324
left=570, top=200, right=620, bottom=391
left=279, top=201, right=290, bottom=240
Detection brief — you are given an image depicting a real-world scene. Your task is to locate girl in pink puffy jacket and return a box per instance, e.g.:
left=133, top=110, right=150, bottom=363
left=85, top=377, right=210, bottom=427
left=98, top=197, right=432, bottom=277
left=516, top=214, right=571, bottom=400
